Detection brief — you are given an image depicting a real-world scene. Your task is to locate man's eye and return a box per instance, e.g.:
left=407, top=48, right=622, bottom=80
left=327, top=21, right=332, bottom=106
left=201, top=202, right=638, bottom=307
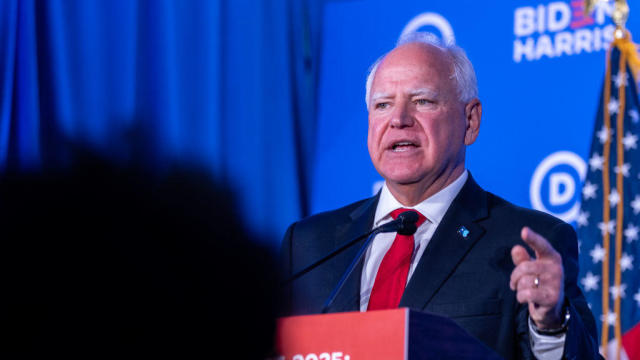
left=415, top=99, right=432, bottom=105
left=375, top=102, right=389, bottom=110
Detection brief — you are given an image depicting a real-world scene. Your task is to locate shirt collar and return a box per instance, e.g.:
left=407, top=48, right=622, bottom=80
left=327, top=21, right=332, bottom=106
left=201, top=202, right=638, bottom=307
left=374, top=170, right=468, bottom=227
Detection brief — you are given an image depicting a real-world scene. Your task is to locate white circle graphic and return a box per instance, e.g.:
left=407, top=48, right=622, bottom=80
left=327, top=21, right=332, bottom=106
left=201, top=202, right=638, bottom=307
left=529, top=151, right=587, bottom=223
left=400, top=12, right=456, bottom=44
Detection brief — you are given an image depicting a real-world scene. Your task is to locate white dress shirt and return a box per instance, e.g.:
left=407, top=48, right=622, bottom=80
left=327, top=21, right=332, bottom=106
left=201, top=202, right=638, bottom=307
left=360, top=170, right=468, bottom=311
left=359, top=170, right=565, bottom=359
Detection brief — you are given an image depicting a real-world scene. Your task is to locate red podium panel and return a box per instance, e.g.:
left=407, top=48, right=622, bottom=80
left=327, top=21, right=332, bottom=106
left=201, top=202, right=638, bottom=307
left=275, top=308, right=503, bottom=360
left=277, top=309, right=407, bottom=360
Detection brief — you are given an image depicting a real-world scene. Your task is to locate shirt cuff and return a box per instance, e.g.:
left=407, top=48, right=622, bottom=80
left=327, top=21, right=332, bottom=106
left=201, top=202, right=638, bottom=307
left=528, top=316, right=566, bottom=360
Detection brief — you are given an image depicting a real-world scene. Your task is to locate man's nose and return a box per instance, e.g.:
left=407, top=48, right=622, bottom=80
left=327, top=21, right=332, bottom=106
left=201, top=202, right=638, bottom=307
left=390, top=103, right=414, bottom=128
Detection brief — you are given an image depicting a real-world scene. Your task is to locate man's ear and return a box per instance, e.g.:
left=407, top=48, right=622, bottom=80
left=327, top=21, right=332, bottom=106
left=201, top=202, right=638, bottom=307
left=464, top=99, right=482, bottom=145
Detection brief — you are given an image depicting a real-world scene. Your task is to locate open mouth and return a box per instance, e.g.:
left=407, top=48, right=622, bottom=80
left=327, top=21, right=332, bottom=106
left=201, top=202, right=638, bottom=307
left=391, top=141, right=418, bottom=152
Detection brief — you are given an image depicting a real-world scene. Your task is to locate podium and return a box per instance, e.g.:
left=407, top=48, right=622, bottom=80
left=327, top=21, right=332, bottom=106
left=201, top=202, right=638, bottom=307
left=275, top=308, right=503, bottom=360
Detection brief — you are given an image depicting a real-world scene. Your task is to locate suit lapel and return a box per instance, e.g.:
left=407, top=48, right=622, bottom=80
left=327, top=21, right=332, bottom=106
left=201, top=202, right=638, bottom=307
left=324, top=194, right=379, bottom=313
left=399, top=175, right=489, bottom=310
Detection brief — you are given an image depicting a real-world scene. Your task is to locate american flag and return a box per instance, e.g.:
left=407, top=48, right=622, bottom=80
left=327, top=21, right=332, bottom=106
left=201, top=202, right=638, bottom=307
left=577, top=33, right=640, bottom=360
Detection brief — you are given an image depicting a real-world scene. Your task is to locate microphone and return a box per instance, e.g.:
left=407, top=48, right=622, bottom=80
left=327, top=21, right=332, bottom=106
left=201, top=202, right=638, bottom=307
left=320, top=209, right=420, bottom=313
left=380, top=210, right=419, bottom=236
left=282, top=210, right=417, bottom=286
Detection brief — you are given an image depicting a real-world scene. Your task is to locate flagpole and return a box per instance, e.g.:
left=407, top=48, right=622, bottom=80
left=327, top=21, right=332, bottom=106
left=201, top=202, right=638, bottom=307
left=612, top=4, right=629, bottom=360
left=600, top=33, right=613, bottom=358
left=613, top=45, right=627, bottom=360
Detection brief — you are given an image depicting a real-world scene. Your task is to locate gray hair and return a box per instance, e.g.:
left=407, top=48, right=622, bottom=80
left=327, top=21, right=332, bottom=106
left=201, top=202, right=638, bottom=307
left=365, top=32, right=478, bottom=107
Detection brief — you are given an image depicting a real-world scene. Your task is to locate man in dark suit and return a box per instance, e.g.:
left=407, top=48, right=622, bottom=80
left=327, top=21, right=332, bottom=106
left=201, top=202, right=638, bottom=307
left=281, top=32, right=600, bottom=359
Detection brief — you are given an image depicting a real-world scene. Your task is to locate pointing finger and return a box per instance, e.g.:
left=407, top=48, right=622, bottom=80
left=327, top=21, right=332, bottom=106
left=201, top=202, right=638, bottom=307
left=521, top=227, right=557, bottom=260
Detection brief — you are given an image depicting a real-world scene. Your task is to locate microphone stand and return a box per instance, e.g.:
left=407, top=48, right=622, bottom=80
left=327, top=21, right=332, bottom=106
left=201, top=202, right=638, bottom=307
left=281, top=229, right=376, bottom=286
left=320, top=210, right=419, bottom=313
left=321, top=228, right=382, bottom=313
left=281, top=216, right=409, bottom=286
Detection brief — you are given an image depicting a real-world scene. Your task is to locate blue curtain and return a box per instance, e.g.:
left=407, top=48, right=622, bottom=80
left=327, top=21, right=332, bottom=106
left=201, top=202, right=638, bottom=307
left=0, top=0, right=323, bottom=246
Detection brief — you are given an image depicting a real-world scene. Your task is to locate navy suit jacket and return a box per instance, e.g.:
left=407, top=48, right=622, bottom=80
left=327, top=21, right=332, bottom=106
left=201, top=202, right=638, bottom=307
left=281, top=175, right=601, bottom=360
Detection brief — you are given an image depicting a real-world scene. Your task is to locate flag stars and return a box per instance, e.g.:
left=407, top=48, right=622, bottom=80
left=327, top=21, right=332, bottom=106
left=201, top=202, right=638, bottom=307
left=635, top=290, right=640, bottom=307
left=608, top=98, right=620, bottom=115
left=601, top=311, right=617, bottom=327
left=582, top=181, right=598, bottom=200
left=632, top=195, right=640, bottom=215
left=623, top=132, right=638, bottom=150
left=589, top=153, right=604, bottom=171
left=620, top=253, right=633, bottom=272
left=609, top=188, right=620, bottom=207
left=614, top=163, right=631, bottom=177
left=576, top=211, right=590, bottom=227
left=597, top=126, right=613, bottom=144
left=581, top=271, right=600, bottom=291
left=598, top=221, right=615, bottom=236
left=630, top=109, right=640, bottom=123
left=590, top=243, right=607, bottom=263
left=614, top=71, right=628, bottom=87
left=624, top=223, right=639, bottom=243
left=610, top=284, right=627, bottom=299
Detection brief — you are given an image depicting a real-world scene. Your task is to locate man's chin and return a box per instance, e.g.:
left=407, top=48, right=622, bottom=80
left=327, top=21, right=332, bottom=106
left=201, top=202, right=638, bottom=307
left=384, top=176, right=425, bottom=187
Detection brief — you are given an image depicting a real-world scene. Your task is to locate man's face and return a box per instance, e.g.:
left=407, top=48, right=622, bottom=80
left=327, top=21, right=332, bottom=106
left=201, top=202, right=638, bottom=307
left=367, top=43, right=476, bottom=192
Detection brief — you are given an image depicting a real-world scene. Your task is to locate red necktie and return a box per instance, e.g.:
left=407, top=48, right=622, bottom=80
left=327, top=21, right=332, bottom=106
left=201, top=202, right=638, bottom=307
left=367, top=208, right=426, bottom=311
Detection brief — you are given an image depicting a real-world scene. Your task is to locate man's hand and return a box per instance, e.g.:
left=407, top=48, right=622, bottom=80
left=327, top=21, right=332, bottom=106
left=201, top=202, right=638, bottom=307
left=510, top=227, right=565, bottom=329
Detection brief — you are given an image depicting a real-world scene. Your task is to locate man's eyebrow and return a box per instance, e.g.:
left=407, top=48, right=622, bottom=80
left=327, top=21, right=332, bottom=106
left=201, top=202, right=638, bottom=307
left=408, top=88, right=439, bottom=97
left=370, top=92, right=392, bottom=103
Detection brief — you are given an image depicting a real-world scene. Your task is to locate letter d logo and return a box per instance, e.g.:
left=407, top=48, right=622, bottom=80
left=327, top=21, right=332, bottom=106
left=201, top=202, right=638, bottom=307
left=529, top=151, right=587, bottom=223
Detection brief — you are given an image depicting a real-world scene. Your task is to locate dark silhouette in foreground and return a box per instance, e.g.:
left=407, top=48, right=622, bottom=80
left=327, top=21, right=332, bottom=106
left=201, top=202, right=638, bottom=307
left=0, top=152, right=277, bottom=358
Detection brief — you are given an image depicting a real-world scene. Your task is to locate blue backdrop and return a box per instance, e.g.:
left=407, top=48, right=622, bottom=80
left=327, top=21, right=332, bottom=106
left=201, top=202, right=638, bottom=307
left=0, top=0, right=324, bottom=245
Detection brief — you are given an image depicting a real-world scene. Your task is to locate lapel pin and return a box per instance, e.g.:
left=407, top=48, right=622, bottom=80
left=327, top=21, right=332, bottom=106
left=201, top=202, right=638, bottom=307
left=458, top=226, right=470, bottom=238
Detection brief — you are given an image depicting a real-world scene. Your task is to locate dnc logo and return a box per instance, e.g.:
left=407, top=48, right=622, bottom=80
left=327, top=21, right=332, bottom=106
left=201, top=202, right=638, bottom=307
left=530, top=151, right=587, bottom=223
left=400, top=12, right=455, bottom=44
